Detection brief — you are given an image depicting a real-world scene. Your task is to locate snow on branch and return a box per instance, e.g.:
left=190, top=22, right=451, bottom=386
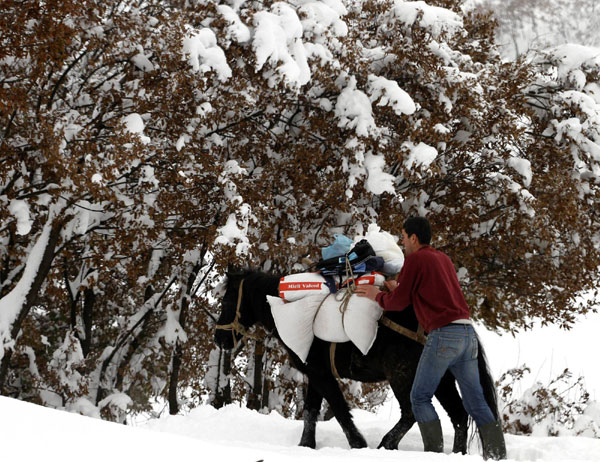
left=183, top=27, right=232, bottom=82
left=335, top=76, right=378, bottom=137
left=542, top=44, right=600, bottom=84
left=8, top=199, right=33, bottom=236
left=364, top=152, right=396, bottom=195
left=0, top=205, right=62, bottom=361
left=217, top=5, right=251, bottom=44
left=298, top=0, right=348, bottom=39
left=253, top=3, right=310, bottom=87
left=121, top=113, right=150, bottom=144
left=391, top=0, right=464, bottom=38
left=367, top=75, right=416, bottom=116
left=215, top=208, right=252, bottom=257
left=251, top=0, right=348, bottom=87
left=403, top=141, right=438, bottom=170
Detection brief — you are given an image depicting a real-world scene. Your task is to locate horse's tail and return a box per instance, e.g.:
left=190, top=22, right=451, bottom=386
left=475, top=330, right=500, bottom=421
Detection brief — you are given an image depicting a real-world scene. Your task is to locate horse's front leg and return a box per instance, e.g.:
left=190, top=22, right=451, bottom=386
left=299, top=382, right=323, bottom=448
left=316, top=373, right=367, bottom=449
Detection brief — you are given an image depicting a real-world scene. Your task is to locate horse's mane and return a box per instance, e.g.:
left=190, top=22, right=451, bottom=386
left=227, top=268, right=281, bottom=280
left=226, top=269, right=281, bottom=293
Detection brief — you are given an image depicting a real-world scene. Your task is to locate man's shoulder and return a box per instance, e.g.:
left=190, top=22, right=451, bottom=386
left=411, top=246, right=451, bottom=264
left=412, top=245, right=439, bottom=258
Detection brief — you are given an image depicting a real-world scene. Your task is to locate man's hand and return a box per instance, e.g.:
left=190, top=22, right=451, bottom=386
left=384, top=280, right=398, bottom=292
left=354, top=284, right=380, bottom=301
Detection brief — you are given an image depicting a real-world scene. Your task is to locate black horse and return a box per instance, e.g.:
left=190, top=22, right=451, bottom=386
left=214, top=269, right=499, bottom=451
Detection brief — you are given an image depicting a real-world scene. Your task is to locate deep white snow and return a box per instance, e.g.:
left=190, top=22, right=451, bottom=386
left=2, top=388, right=600, bottom=462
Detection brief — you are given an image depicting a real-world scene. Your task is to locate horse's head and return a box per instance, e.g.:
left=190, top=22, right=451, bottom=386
left=214, top=269, right=257, bottom=350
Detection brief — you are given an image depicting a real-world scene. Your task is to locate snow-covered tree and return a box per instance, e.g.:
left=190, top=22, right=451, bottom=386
left=0, top=0, right=230, bottom=416
left=2, top=0, right=599, bottom=419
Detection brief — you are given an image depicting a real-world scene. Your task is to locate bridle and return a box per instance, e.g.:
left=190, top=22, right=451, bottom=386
left=215, top=279, right=262, bottom=349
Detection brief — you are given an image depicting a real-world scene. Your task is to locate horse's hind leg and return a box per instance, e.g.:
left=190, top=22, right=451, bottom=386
left=435, top=371, right=469, bottom=454
left=299, top=382, right=323, bottom=448
left=378, top=377, right=416, bottom=449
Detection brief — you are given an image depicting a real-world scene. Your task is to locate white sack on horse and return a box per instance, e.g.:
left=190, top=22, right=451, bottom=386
left=267, top=293, right=383, bottom=362
left=311, top=295, right=351, bottom=344
left=278, top=272, right=330, bottom=301
left=267, top=295, right=316, bottom=362
left=354, top=224, right=404, bottom=275
left=335, top=294, right=383, bottom=355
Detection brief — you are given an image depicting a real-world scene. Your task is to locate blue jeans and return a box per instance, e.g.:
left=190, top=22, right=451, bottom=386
left=410, top=323, right=496, bottom=427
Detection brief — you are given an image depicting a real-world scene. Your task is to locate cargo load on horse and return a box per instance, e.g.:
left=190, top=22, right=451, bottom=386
left=268, top=225, right=406, bottom=361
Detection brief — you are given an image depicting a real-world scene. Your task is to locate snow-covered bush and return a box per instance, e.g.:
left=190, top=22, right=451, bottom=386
left=497, top=365, right=599, bottom=438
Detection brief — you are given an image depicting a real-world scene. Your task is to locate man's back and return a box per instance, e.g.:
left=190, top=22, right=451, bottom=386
left=377, top=246, right=470, bottom=332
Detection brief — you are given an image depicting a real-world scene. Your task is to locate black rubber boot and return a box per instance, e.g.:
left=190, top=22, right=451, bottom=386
left=417, top=419, right=444, bottom=453
left=479, top=421, right=507, bottom=460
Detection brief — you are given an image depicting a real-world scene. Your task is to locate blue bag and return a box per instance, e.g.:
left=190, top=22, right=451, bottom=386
left=321, top=234, right=353, bottom=260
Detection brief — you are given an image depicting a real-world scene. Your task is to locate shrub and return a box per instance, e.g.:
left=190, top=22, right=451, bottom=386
left=497, top=364, right=599, bottom=438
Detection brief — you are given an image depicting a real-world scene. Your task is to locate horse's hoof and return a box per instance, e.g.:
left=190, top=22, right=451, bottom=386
left=452, top=444, right=467, bottom=455
left=452, top=426, right=468, bottom=454
left=349, top=436, right=368, bottom=449
left=298, top=439, right=316, bottom=449
left=377, top=439, right=398, bottom=450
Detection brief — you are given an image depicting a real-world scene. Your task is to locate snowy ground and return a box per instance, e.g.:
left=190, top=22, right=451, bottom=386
left=2, top=393, right=600, bottom=461
left=1, top=312, right=598, bottom=461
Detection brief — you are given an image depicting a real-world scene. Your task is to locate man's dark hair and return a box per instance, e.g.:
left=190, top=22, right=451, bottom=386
left=403, top=216, right=432, bottom=245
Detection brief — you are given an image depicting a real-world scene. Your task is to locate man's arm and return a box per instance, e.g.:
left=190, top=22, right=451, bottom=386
left=355, top=260, right=415, bottom=311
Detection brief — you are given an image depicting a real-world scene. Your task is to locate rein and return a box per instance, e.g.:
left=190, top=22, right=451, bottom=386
left=379, top=316, right=426, bottom=345
left=215, top=279, right=263, bottom=349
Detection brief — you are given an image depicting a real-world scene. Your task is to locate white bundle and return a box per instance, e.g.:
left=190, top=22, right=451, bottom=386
left=268, top=295, right=317, bottom=362
left=312, top=295, right=351, bottom=344
left=268, top=293, right=383, bottom=362
left=354, top=223, right=405, bottom=274
left=335, top=294, right=383, bottom=354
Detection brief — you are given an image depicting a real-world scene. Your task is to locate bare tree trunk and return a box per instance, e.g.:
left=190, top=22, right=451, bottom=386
left=96, top=283, right=157, bottom=405
left=213, top=348, right=232, bottom=409
left=81, top=288, right=95, bottom=358
left=64, top=264, right=95, bottom=359
left=168, top=262, right=201, bottom=415
left=261, top=370, right=270, bottom=410
left=168, top=342, right=184, bottom=414
left=0, top=222, right=61, bottom=394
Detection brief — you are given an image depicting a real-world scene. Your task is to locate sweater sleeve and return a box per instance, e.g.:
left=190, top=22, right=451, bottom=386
left=375, top=256, right=417, bottom=311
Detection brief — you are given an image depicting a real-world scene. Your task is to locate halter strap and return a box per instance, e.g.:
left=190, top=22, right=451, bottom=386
left=215, top=279, right=262, bottom=349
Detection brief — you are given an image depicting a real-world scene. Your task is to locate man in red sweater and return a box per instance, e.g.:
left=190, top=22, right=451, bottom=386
left=355, top=217, right=506, bottom=460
